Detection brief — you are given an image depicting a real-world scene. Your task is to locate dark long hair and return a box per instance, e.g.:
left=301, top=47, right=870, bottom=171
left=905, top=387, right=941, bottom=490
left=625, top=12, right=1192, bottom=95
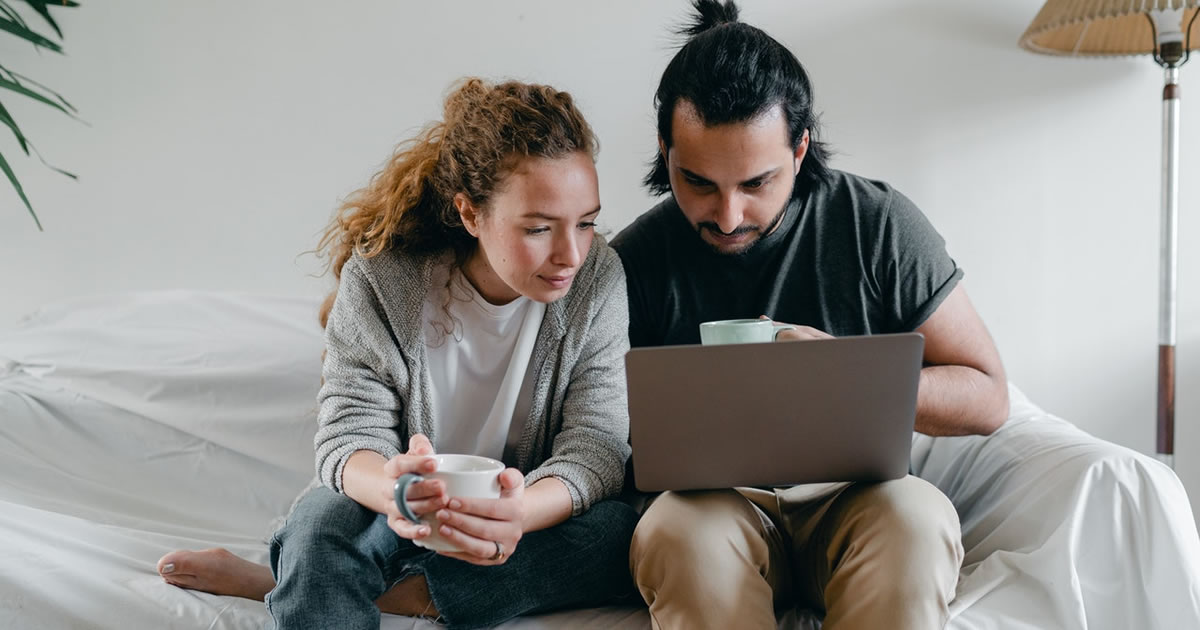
left=644, top=0, right=832, bottom=198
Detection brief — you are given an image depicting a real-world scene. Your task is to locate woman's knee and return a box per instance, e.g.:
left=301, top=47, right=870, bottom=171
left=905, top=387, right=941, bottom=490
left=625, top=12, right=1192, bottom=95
left=577, top=500, right=639, bottom=541
left=277, top=486, right=376, bottom=547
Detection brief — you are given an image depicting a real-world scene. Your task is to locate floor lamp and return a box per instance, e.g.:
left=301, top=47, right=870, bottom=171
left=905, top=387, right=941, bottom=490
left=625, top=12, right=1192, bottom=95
left=1020, top=1, right=1198, bottom=470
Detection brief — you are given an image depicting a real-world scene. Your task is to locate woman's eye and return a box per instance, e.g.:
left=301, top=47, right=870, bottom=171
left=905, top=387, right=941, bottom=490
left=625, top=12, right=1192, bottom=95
left=525, top=227, right=549, bottom=235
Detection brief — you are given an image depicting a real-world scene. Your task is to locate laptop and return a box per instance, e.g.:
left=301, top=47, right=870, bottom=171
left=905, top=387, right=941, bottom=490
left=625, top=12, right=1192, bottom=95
left=625, top=333, right=923, bottom=492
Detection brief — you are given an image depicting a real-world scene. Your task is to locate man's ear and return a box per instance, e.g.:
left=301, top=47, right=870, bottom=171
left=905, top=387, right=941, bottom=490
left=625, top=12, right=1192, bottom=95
left=793, top=129, right=810, bottom=176
left=454, top=193, right=480, bottom=237
left=658, top=136, right=669, bottom=167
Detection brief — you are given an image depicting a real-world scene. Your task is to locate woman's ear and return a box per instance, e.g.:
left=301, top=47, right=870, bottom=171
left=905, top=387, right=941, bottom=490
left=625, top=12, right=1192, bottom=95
left=454, top=193, right=480, bottom=237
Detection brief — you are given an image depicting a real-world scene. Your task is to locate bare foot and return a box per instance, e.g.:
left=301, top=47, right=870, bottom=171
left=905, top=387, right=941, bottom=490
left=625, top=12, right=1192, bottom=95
left=157, top=548, right=275, bottom=601
left=157, top=547, right=437, bottom=616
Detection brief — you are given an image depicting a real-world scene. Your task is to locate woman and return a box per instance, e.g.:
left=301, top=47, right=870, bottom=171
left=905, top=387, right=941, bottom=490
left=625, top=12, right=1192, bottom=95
left=156, top=78, right=637, bottom=628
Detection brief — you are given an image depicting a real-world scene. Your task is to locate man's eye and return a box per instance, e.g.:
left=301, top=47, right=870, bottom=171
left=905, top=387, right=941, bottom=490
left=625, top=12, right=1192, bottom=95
left=743, top=180, right=765, bottom=189
left=578, top=222, right=597, bottom=230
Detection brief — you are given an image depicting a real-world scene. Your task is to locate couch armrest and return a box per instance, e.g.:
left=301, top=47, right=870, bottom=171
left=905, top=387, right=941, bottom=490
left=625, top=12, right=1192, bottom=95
left=911, top=383, right=1200, bottom=630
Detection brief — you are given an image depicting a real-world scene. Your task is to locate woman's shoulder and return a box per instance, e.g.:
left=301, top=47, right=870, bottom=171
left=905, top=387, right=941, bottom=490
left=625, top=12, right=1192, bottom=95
left=344, top=248, right=432, bottom=291
left=574, top=234, right=625, bottom=298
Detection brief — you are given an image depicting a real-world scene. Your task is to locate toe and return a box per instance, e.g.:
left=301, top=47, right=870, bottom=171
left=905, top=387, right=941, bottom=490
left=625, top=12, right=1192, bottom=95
left=157, top=549, right=201, bottom=575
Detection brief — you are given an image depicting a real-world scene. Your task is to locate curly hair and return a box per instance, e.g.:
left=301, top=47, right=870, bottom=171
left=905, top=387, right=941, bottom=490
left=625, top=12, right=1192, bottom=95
left=316, top=78, right=597, bottom=328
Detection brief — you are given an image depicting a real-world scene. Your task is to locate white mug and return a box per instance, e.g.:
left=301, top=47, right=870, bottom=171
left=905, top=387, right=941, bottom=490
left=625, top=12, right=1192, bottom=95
left=699, top=318, right=795, bottom=345
left=393, top=454, right=504, bottom=552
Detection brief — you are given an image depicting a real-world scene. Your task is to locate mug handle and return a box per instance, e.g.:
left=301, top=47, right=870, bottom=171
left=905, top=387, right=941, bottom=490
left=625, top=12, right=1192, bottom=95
left=393, top=473, right=423, bottom=523
left=771, top=322, right=796, bottom=341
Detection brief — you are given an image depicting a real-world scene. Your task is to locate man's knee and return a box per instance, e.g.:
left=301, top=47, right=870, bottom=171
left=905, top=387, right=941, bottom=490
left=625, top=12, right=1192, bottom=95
left=631, top=489, right=767, bottom=566
left=844, top=476, right=963, bottom=564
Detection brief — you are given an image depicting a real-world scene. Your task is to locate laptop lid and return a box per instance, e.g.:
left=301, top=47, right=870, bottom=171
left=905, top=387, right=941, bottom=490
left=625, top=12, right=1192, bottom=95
left=625, top=333, right=923, bottom=492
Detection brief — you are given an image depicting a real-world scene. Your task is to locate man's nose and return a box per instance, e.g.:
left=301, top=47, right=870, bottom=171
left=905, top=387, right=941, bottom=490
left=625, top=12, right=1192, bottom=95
left=713, top=192, right=744, bottom=234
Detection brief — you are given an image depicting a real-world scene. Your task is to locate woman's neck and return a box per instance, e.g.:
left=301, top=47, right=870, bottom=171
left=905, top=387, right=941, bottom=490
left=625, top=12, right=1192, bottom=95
left=461, top=247, right=520, bottom=306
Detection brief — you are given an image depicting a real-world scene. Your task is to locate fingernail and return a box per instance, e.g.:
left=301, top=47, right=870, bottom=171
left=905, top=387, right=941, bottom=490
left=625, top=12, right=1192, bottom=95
left=437, top=509, right=449, bottom=519
left=440, top=525, right=452, bottom=536
left=160, top=563, right=175, bottom=574
left=448, top=499, right=461, bottom=509
left=419, top=527, right=430, bottom=536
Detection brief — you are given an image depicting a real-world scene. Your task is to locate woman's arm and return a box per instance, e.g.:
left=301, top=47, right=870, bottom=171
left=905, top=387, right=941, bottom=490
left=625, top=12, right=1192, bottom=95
left=521, top=477, right=572, bottom=533
left=314, top=258, right=407, bottom=492
left=524, top=247, right=633, bottom=513
left=343, top=436, right=452, bottom=542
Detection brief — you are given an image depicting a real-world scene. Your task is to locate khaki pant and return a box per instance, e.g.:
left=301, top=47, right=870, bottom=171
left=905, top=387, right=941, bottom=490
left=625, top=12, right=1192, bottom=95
left=629, top=476, right=963, bottom=630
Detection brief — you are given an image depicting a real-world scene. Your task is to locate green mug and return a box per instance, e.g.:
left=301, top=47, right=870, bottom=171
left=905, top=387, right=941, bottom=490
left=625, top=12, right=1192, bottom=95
left=699, top=318, right=795, bottom=345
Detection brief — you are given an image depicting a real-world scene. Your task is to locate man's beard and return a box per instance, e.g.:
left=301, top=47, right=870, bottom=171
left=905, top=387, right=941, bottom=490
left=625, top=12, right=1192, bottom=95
left=697, top=196, right=791, bottom=256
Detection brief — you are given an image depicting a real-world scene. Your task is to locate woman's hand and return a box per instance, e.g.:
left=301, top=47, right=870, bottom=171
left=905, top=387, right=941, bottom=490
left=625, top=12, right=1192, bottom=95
left=381, top=434, right=449, bottom=541
left=432, top=468, right=526, bottom=566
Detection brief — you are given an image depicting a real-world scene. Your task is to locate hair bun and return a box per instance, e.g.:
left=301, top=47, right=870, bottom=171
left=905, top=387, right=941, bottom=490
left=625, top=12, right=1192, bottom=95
left=679, top=0, right=740, bottom=38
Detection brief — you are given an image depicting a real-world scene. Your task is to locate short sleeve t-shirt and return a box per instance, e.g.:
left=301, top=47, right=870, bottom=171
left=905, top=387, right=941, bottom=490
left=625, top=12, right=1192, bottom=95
left=610, top=169, right=962, bottom=347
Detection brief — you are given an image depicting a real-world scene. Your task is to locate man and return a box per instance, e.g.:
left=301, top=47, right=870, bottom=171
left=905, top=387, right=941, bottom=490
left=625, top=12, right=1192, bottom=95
left=610, top=2, right=1009, bottom=629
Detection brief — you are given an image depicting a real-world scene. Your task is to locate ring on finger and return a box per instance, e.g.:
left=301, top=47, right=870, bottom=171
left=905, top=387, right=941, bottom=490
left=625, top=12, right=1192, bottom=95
left=490, top=540, right=505, bottom=562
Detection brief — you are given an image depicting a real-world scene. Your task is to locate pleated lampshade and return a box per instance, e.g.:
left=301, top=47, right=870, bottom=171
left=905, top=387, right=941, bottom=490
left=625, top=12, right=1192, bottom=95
left=1020, top=0, right=1200, bottom=56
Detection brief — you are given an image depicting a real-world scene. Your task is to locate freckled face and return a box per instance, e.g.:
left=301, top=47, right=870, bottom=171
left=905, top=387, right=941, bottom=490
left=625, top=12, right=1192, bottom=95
left=459, top=152, right=601, bottom=304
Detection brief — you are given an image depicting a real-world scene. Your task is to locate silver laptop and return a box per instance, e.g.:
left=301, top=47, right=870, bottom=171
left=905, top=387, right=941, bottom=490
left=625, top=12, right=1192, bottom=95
left=625, top=333, right=923, bottom=492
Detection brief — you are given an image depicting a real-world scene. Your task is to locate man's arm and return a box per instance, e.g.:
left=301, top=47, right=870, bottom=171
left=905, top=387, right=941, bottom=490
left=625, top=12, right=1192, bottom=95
left=913, top=283, right=1008, bottom=436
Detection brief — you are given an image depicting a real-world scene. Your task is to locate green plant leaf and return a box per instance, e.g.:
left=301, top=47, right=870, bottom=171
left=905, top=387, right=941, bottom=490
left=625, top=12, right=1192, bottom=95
left=0, top=75, right=75, bottom=118
left=0, top=101, right=76, bottom=179
left=4, top=68, right=76, bottom=112
left=20, top=0, right=77, bottom=39
left=0, top=2, right=29, bottom=30
left=0, top=16, right=62, bottom=52
left=0, top=101, right=31, bottom=154
left=0, top=148, right=43, bottom=231
left=30, top=141, right=75, bottom=179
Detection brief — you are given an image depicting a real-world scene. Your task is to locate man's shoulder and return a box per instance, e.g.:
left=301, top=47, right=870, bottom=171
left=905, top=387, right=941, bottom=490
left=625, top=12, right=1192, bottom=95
left=816, top=169, right=898, bottom=209
left=611, top=196, right=680, bottom=257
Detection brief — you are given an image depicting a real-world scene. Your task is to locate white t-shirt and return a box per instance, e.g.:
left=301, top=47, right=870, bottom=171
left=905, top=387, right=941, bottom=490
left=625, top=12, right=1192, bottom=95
left=422, top=265, right=545, bottom=460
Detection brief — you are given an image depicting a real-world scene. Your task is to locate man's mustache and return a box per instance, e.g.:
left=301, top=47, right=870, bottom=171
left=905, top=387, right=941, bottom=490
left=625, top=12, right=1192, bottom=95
left=699, top=223, right=761, bottom=237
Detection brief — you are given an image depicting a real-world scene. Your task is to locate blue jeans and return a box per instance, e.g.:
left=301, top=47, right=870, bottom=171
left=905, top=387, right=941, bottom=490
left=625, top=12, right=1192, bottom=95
left=265, top=486, right=638, bottom=629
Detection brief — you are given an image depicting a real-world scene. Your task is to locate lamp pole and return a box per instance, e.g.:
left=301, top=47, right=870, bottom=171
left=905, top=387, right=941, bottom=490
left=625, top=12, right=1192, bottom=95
left=1153, top=11, right=1187, bottom=470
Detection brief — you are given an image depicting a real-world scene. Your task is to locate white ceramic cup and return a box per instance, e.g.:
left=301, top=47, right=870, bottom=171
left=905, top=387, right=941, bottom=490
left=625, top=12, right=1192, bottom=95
left=392, top=454, right=504, bottom=552
left=699, top=318, right=795, bottom=345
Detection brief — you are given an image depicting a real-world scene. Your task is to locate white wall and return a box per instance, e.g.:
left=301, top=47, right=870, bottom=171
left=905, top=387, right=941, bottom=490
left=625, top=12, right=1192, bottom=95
left=2, top=1, right=1198, bottom=520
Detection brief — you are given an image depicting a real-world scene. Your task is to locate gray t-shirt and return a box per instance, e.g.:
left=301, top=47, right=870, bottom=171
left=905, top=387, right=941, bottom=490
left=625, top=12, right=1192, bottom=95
left=611, top=169, right=962, bottom=347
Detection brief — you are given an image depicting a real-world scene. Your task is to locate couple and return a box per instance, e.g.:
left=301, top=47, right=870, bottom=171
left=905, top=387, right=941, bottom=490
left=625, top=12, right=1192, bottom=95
left=158, top=2, right=1009, bottom=629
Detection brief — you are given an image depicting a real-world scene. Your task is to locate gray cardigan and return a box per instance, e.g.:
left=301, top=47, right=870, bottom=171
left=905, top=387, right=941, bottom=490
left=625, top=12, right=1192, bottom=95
left=313, top=236, right=631, bottom=514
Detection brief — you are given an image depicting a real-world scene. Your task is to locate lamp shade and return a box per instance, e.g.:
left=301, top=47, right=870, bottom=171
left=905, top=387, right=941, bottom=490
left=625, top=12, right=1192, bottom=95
left=1020, top=0, right=1199, bottom=56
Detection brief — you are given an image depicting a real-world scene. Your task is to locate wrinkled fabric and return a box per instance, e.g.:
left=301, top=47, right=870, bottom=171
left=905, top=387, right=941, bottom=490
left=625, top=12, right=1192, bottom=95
left=1, top=292, right=1197, bottom=629
left=914, top=384, right=1200, bottom=630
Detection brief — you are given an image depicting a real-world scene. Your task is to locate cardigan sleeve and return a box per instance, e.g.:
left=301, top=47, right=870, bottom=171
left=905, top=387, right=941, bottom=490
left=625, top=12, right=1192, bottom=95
left=524, top=247, right=631, bottom=514
left=313, top=258, right=405, bottom=492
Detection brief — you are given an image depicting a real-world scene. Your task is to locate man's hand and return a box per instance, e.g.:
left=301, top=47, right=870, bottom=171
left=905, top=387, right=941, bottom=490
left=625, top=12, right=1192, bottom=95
left=761, top=315, right=835, bottom=342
